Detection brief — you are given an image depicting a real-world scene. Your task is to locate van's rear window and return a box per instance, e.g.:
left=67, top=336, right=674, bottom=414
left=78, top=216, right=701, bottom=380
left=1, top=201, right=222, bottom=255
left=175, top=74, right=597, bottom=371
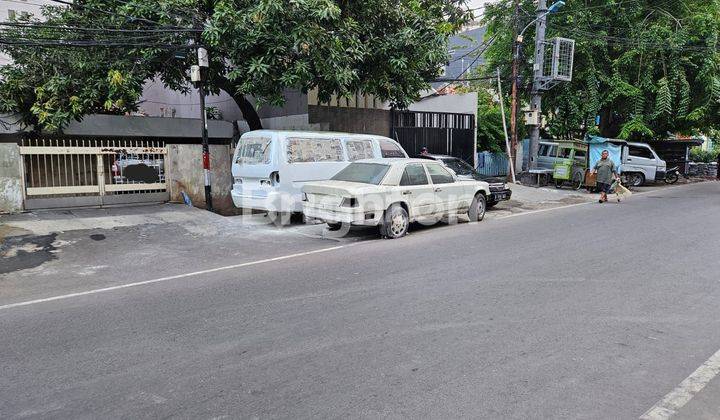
left=379, top=140, right=405, bottom=158
left=332, top=163, right=390, bottom=185
left=237, top=138, right=271, bottom=165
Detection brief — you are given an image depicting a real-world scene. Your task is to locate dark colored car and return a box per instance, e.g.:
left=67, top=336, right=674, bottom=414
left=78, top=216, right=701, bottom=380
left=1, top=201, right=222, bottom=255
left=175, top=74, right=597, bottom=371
left=417, top=154, right=512, bottom=208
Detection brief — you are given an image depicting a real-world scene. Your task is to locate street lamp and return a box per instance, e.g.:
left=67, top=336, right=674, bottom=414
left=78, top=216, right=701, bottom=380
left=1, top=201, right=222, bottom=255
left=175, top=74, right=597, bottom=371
left=517, top=1, right=565, bottom=44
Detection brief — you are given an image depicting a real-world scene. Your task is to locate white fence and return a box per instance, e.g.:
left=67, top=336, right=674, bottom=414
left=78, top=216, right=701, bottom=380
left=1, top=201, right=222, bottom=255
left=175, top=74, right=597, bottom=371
left=19, top=138, right=169, bottom=209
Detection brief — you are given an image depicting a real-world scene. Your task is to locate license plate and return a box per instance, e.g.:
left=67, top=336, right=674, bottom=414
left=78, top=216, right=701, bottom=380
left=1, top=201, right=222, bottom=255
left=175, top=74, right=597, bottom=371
left=494, top=193, right=508, bottom=200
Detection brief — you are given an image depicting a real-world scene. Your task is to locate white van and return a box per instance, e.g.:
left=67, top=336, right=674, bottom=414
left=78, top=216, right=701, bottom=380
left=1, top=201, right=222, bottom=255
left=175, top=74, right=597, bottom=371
left=621, top=142, right=667, bottom=186
left=231, top=130, right=408, bottom=213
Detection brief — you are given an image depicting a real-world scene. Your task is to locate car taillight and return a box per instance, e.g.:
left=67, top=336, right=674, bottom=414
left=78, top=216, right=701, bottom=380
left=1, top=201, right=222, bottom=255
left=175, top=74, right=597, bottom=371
left=340, top=197, right=359, bottom=207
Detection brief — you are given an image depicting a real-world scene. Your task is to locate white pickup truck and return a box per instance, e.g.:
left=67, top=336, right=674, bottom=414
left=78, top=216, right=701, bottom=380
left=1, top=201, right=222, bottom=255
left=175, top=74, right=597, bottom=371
left=620, top=142, right=667, bottom=186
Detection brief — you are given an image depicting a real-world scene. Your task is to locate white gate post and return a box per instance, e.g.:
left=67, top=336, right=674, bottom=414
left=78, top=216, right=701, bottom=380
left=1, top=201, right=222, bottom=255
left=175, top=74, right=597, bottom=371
left=96, top=154, right=106, bottom=197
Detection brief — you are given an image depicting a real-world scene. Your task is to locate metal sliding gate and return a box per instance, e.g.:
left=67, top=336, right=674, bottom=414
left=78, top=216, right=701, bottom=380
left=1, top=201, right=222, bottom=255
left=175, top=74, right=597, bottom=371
left=19, top=138, right=169, bottom=209
left=391, top=111, right=476, bottom=164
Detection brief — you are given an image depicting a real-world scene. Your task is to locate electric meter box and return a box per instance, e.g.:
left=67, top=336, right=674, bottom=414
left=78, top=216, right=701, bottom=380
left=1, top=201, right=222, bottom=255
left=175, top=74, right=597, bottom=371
left=524, top=110, right=540, bottom=126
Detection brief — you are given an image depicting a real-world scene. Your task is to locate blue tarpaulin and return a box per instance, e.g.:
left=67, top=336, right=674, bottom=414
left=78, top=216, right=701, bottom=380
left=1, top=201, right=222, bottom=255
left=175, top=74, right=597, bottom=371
left=586, top=136, right=623, bottom=173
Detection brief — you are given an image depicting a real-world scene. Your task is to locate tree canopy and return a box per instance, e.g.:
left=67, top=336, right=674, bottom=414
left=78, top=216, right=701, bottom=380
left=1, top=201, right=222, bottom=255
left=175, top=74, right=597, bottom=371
left=0, top=0, right=472, bottom=132
left=482, top=0, right=720, bottom=140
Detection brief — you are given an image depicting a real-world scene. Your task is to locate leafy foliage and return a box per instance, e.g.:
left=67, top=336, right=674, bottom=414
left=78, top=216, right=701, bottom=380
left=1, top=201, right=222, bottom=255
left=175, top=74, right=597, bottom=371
left=474, top=87, right=506, bottom=153
left=0, top=0, right=472, bottom=131
left=482, top=0, right=720, bottom=140
left=689, top=146, right=719, bottom=163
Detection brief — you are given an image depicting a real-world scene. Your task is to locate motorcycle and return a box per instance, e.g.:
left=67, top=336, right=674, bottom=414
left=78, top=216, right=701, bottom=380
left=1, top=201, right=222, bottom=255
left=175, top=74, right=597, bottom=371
left=664, top=166, right=681, bottom=184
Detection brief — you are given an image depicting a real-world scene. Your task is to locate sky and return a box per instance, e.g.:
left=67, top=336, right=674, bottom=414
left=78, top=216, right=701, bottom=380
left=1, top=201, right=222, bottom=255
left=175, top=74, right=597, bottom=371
left=467, top=0, right=492, bottom=14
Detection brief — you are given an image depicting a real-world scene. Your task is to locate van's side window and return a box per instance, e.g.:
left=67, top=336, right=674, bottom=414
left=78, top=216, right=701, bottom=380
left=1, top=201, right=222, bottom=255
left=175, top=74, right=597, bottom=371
left=628, top=145, right=655, bottom=159
left=539, top=144, right=551, bottom=156
left=236, top=137, right=272, bottom=165
left=346, top=140, right=375, bottom=161
left=286, top=138, right=344, bottom=163
left=379, top=140, right=405, bottom=158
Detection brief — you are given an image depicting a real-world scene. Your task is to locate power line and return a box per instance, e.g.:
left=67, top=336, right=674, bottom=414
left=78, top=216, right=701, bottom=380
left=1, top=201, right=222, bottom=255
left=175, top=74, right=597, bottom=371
left=448, top=36, right=495, bottom=64
left=44, top=0, right=191, bottom=30
left=2, top=0, right=50, bottom=8
left=433, top=33, right=498, bottom=92
left=0, top=22, right=201, bottom=33
left=550, top=0, right=645, bottom=15
left=139, top=97, right=237, bottom=106
left=0, top=38, right=194, bottom=48
left=547, top=22, right=718, bottom=52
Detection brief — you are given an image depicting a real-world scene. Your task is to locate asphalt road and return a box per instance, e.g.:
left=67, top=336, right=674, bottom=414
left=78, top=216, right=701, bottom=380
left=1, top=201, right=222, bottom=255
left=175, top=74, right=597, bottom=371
left=1, top=181, right=720, bottom=419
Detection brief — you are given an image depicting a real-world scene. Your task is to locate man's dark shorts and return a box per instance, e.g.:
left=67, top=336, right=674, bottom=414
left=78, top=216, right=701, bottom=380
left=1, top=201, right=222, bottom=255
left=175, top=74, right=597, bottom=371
left=597, top=182, right=613, bottom=194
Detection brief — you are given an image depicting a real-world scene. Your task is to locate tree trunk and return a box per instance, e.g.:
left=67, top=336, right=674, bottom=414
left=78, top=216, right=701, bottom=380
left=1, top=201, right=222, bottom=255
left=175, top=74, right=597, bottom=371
left=216, top=76, right=263, bottom=131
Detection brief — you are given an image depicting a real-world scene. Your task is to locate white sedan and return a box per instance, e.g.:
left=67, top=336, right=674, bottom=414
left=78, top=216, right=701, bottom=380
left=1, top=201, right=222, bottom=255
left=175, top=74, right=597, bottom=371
left=302, top=158, right=491, bottom=239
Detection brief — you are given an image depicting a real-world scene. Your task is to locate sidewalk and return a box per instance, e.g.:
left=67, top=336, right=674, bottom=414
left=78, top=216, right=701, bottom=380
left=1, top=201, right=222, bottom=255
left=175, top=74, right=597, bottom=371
left=485, top=183, right=595, bottom=219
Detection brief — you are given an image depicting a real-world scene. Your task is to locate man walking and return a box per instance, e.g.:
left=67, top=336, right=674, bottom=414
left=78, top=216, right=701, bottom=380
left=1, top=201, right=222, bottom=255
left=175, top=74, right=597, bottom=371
left=593, top=150, right=619, bottom=203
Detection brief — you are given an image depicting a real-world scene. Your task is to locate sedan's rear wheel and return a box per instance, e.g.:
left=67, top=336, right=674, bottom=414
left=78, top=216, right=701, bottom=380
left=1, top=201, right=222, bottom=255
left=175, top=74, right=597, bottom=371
left=381, top=204, right=409, bottom=239
left=468, top=193, right=486, bottom=222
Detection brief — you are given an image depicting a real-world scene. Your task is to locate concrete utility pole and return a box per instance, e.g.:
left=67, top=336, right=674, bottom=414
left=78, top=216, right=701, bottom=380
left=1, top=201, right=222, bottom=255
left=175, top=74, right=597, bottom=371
left=509, top=0, right=520, bottom=178
left=191, top=46, right=213, bottom=212
left=528, top=0, right=548, bottom=171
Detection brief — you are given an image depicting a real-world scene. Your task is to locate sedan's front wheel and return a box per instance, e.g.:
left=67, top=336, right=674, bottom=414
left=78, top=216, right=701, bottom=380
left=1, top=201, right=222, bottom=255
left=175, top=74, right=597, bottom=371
left=468, top=193, right=486, bottom=222
left=381, top=204, right=409, bottom=239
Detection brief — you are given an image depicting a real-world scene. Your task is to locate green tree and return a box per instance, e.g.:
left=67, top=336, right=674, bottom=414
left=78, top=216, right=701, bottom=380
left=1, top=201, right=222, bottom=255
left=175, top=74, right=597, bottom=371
left=0, top=0, right=472, bottom=132
left=475, top=87, right=506, bottom=153
left=458, top=81, right=507, bottom=153
left=482, top=0, right=720, bottom=140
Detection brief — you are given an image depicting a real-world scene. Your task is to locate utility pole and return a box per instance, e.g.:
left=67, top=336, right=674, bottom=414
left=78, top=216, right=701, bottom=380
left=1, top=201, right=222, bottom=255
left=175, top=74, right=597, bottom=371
left=497, top=68, right=516, bottom=184
left=191, top=46, right=213, bottom=212
left=509, top=0, right=520, bottom=178
left=528, top=0, right=548, bottom=171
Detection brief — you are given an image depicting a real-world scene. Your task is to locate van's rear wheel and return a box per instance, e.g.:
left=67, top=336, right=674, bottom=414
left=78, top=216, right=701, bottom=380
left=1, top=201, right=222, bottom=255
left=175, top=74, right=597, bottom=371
left=628, top=173, right=645, bottom=187
left=268, top=211, right=291, bottom=226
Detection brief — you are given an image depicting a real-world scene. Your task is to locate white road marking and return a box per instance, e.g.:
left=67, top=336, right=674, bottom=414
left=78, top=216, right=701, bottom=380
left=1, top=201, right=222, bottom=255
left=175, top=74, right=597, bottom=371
left=640, top=348, right=720, bottom=419
left=0, top=244, right=351, bottom=311
left=497, top=201, right=592, bottom=219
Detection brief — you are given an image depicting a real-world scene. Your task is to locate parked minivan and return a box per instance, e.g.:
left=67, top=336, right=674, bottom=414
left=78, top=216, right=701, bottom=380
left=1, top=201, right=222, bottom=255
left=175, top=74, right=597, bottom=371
left=231, top=130, right=408, bottom=214
left=522, top=140, right=561, bottom=170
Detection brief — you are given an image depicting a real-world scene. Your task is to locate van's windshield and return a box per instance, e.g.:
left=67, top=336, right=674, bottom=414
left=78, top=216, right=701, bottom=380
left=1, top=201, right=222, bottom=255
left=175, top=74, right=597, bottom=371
left=331, top=163, right=390, bottom=185
left=236, top=138, right=271, bottom=165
